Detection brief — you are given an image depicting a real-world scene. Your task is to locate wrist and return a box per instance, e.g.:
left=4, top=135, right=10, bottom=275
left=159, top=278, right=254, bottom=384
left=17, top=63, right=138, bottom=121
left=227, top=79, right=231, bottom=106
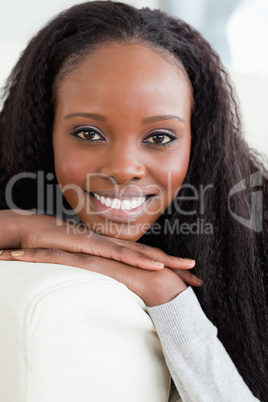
left=142, top=269, right=187, bottom=307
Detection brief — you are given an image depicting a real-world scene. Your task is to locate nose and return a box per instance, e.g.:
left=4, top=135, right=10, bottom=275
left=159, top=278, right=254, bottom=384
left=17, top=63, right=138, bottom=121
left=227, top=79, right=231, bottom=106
left=99, top=144, right=146, bottom=185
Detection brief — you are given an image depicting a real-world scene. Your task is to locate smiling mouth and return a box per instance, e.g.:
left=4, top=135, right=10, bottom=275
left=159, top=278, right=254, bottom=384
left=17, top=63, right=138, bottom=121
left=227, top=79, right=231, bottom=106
left=84, top=191, right=157, bottom=222
left=90, top=192, right=152, bottom=211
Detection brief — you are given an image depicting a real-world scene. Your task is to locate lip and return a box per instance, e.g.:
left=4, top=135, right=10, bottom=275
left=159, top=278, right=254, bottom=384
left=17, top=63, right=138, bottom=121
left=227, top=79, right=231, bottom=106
left=85, top=191, right=155, bottom=222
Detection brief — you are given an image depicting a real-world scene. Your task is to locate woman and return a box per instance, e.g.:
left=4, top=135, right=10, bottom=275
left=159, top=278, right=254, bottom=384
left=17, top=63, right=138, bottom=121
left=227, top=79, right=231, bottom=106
left=0, top=1, right=267, bottom=400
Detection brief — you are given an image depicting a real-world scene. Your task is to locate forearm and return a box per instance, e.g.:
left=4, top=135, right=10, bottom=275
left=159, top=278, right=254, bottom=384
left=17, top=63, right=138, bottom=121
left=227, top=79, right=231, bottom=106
left=0, top=209, right=69, bottom=250
left=147, top=287, right=259, bottom=402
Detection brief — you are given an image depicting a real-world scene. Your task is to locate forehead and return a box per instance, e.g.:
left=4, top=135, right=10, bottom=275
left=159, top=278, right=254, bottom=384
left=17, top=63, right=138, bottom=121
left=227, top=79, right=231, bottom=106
left=55, top=43, right=193, bottom=113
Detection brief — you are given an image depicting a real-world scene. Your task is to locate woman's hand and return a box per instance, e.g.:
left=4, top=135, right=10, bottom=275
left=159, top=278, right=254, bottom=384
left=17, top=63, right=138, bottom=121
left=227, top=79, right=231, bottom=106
left=0, top=209, right=196, bottom=271
left=0, top=248, right=202, bottom=306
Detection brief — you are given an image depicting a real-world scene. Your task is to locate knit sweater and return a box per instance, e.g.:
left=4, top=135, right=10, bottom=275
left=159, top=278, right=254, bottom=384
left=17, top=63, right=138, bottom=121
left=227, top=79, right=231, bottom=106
left=147, top=287, right=259, bottom=402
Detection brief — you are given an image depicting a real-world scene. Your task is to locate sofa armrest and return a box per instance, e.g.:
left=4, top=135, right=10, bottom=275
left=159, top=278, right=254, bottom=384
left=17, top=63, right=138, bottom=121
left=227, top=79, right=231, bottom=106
left=0, top=261, right=170, bottom=402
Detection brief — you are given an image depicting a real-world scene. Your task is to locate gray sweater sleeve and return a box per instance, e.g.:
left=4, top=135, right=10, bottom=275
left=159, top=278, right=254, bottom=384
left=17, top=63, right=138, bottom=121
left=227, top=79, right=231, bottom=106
left=147, top=287, right=259, bottom=402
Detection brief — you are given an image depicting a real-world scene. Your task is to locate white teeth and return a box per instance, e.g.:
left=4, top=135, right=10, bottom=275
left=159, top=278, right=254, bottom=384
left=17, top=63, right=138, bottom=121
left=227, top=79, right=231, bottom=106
left=92, top=193, right=146, bottom=211
left=130, top=199, right=138, bottom=209
left=137, top=197, right=144, bottom=206
left=104, top=197, right=112, bottom=207
left=121, top=200, right=131, bottom=210
left=111, top=198, right=121, bottom=210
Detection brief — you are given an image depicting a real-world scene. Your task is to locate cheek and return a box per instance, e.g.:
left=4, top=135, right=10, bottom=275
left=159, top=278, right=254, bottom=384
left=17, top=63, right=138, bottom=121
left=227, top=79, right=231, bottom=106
left=53, top=138, right=96, bottom=186
left=155, top=146, right=191, bottom=197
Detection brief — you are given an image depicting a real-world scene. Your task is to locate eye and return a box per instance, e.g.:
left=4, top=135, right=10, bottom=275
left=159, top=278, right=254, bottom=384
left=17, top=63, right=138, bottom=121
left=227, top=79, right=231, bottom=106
left=71, top=127, right=104, bottom=142
left=143, top=131, right=177, bottom=146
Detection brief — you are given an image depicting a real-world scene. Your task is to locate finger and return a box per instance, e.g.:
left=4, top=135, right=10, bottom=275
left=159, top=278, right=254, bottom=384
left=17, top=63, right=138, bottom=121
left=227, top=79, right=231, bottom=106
left=7, top=248, right=97, bottom=269
left=90, top=237, right=194, bottom=271
left=24, top=226, right=164, bottom=271
left=175, top=269, right=203, bottom=287
left=7, top=248, right=135, bottom=284
left=6, top=248, right=200, bottom=288
left=26, top=223, right=195, bottom=271
left=64, top=228, right=196, bottom=270
left=111, top=238, right=196, bottom=270
left=0, top=249, right=17, bottom=261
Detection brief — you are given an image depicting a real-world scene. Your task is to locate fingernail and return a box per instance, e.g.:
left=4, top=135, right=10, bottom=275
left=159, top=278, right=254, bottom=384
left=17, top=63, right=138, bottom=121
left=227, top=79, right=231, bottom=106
left=0, top=250, right=4, bottom=255
left=180, top=258, right=195, bottom=263
left=191, top=273, right=203, bottom=284
left=11, top=251, right=25, bottom=257
left=152, top=260, right=164, bottom=267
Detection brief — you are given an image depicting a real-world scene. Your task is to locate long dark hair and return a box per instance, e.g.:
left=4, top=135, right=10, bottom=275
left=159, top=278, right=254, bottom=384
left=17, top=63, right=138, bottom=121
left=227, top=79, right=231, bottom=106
left=0, top=2, right=267, bottom=399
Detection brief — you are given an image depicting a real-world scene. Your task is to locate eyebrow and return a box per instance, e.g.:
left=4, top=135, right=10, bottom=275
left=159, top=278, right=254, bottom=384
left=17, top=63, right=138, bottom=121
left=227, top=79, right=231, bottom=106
left=64, top=113, right=107, bottom=122
left=63, top=112, right=184, bottom=124
left=142, top=114, right=184, bottom=124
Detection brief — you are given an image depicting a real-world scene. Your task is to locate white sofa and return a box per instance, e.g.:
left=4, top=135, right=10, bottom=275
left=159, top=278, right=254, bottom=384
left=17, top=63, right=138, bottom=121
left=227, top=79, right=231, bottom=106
left=0, top=261, right=172, bottom=402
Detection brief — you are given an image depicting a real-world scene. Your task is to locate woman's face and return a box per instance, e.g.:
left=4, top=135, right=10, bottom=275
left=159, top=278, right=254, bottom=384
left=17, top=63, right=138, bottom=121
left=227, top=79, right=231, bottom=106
left=53, top=43, right=192, bottom=240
